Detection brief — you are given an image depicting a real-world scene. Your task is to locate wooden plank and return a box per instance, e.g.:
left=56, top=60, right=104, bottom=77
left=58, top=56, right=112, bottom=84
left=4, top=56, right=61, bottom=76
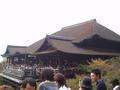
left=0, top=73, right=22, bottom=84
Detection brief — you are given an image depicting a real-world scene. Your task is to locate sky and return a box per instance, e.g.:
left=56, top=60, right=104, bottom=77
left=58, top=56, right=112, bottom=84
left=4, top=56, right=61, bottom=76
left=0, top=0, right=120, bottom=62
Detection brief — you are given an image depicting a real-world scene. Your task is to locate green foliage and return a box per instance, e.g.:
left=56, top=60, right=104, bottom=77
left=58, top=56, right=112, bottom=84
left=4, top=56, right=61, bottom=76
left=105, top=57, right=120, bottom=80
left=77, top=64, right=90, bottom=73
left=88, top=58, right=109, bottom=70
left=66, top=75, right=80, bottom=90
left=108, top=57, right=120, bottom=65
left=0, top=77, right=4, bottom=85
left=88, top=57, right=120, bottom=90
left=67, top=57, right=120, bottom=90
left=88, top=58, right=110, bottom=76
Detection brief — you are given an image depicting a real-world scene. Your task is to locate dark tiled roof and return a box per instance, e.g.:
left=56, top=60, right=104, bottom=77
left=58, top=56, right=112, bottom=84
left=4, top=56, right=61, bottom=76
left=28, top=19, right=120, bottom=55
left=27, top=39, right=45, bottom=54
left=2, top=45, right=27, bottom=57
left=47, top=38, right=120, bottom=56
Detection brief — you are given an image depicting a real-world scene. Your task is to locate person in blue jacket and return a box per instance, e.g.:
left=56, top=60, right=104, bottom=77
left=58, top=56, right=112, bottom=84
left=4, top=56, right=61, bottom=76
left=90, top=69, right=107, bottom=90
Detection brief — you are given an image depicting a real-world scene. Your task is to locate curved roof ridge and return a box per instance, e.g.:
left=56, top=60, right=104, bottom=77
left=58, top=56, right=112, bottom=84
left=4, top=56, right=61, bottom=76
left=62, top=19, right=96, bottom=30
left=95, top=22, right=120, bottom=42
left=7, top=45, right=27, bottom=48
left=46, top=35, right=72, bottom=41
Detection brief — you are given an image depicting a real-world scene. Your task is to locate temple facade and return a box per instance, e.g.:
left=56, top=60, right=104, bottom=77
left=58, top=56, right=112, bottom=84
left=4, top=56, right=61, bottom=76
left=2, top=19, right=120, bottom=67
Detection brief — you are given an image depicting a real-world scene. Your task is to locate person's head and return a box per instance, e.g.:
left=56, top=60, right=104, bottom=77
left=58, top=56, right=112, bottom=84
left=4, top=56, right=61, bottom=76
left=54, top=73, right=66, bottom=88
left=79, top=78, right=92, bottom=90
left=21, top=78, right=37, bottom=90
left=0, top=85, right=11, bottom=90
left=41, top=68, right=54, bottom=81
left=90, top=69, right=101, bottom=83
left=111, top=79, right=120, bottom=88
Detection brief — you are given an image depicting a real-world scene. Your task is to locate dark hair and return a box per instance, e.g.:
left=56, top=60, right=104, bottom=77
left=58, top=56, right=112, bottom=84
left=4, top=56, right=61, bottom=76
left=41, top=68, right=54, bottom=81
left=21, top=78, right=37, bottom=90
left=81, top=78, right=92, bottom=90
left=54, top=73, right=67, bottom=88
left=91, top=69, right=101, bottom=78
left=111, top=79, right=120, bottom=87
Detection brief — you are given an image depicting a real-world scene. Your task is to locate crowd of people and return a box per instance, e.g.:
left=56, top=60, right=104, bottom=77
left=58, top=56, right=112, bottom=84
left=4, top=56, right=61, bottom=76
left=2, top=63, right=77, bottom=80
left=2, top=64, right=55, bottom=79
left=0, top=68, right=120, bottom=90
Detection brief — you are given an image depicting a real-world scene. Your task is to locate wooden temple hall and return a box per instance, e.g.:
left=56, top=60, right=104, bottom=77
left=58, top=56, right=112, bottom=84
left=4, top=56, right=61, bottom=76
left=2, top=19, right=120, bottom=68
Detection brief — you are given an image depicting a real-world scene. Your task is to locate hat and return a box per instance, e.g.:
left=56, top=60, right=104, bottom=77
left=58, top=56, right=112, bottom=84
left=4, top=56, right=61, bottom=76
left=81, top=77, right=92, bottom=89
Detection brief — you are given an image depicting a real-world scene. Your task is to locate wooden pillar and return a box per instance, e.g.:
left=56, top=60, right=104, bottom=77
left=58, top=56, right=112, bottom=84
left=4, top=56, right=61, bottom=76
left=57, top=52, right=60, bottom=66
left=7, top=57, right=9, bottom=63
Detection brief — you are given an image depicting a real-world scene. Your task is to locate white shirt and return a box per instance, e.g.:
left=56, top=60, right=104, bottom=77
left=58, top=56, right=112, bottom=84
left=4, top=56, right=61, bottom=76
left=59, top=85, right=71, bottom=90
left=113, top=85, right=120, bottom=90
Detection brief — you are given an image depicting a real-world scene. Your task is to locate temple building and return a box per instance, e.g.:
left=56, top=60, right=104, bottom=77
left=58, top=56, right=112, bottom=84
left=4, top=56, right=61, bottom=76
left=2, top=19, right=120, bottom=67
left=2, top=45, right=38, bottom=65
